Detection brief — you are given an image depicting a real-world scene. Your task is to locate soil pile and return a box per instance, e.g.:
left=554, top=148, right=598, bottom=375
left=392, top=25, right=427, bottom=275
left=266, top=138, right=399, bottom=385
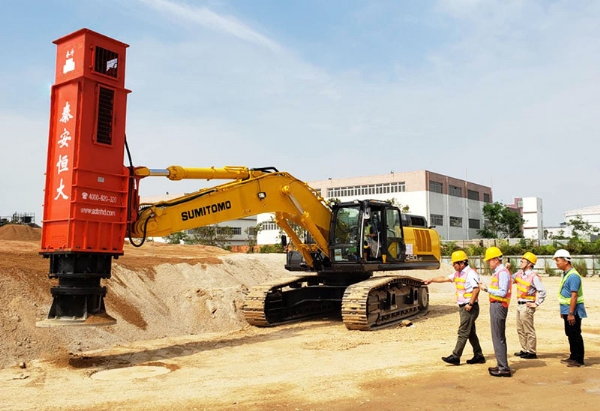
left=0, top=224, right=41, bottom=241
left=0, top=238, right=290, bottom=368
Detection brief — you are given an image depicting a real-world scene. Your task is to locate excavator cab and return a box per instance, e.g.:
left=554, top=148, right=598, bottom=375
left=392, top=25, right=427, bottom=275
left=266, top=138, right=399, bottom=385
left=329, top=200, right=406, bottom=266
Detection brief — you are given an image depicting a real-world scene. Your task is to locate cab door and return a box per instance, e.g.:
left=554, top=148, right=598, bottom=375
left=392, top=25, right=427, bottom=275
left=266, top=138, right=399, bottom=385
left=384, top=207, right=406, bottom=262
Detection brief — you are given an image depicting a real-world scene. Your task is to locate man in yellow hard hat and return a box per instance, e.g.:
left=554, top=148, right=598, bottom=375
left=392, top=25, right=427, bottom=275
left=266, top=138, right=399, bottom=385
left=512, top=252, right=546, bottom=359
left=479, top=246, right=512, bottom=377
left=424, top=250, right=485, bottom=366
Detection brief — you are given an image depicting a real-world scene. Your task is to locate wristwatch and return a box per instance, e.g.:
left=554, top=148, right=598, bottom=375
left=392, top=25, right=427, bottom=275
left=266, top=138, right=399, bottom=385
left=569, top=311, right=574, bottom=315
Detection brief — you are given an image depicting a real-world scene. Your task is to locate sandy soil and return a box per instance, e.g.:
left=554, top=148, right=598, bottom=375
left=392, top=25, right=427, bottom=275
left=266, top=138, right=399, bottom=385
left=1, top=226, right=599, bottom=410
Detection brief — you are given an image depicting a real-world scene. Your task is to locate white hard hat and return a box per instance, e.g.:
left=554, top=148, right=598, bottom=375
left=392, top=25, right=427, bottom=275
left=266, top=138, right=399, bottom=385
left=553, top=249, right=571, bottom=261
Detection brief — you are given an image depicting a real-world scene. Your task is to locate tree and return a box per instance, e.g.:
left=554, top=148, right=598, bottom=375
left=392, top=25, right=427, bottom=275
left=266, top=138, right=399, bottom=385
left=386, top=198, right=410, bottom=213
left=244, top=222, right=264, bottom=253
left=187, top=225, right=234, bottom=248
left=477, top=202, right=524, bottom=238
left=567, top=214, right=599, bottom=240
left=326, top=197, right=341, bottom=207
left=163, top=231, right=189, bottom=244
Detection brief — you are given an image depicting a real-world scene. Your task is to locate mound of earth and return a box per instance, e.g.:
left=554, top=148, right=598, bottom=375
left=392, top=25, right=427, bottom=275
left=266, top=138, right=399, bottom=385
left=0, top=224, right=41, bottom=241
left=0, top=237, right=291, bottom=368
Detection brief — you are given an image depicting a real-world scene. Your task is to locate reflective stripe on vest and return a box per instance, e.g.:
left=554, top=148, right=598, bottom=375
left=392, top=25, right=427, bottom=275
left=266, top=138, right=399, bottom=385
left=515, top=270, right=538, bottom=301
left=558, top=268, right=585, bottom=305
left=454, top=267, right=475, bottom=304
left=489, top=267, right=512, bottom=307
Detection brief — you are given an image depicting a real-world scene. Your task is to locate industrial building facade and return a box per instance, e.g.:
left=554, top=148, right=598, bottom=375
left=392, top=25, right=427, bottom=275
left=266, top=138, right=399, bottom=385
left=256, top=170, right=493, bottom=244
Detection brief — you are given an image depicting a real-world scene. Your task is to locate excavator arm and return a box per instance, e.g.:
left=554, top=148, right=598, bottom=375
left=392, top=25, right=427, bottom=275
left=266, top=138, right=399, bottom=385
left=129, top=166, right=332, bottom=268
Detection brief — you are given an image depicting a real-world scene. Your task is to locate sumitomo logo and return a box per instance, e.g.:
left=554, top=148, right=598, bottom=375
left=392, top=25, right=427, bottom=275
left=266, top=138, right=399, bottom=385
left=181, top=201, right=232, bottom=221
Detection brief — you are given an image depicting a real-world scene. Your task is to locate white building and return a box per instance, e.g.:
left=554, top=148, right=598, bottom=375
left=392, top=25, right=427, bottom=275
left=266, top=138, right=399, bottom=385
left=565, top=204, right=600, bottom=229
left=508, top=197, right=544, bottom=240
left=256, top=170, right=493, bottom=244
left=564, top=204, right=600, bottom=240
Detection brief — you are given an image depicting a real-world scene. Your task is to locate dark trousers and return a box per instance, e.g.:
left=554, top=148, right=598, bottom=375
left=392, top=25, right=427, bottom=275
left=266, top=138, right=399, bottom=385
left=562, top=314, right=585, bottom=364
left=453, top=303, right=482, bottom=358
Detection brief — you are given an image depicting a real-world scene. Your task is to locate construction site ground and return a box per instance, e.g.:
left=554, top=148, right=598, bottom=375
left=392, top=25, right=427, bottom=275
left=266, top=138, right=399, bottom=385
left=1, top=225, right=599, bottom=410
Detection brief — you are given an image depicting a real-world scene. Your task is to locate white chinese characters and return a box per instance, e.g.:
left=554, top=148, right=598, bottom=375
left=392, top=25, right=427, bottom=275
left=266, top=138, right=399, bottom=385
left=54, top=101, right=75, bottom=201
left=60, top=102, right=74, bottom=123
left=63, top=48, right=75, bottom=74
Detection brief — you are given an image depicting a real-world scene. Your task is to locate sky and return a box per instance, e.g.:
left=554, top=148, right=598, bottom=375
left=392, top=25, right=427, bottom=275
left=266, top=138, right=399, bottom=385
left=1, top=0, right=599, bottom=227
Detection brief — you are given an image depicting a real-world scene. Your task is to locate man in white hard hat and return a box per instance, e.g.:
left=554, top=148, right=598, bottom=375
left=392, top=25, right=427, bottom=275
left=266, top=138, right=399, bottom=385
left=553, top=249, right=586, bottom=367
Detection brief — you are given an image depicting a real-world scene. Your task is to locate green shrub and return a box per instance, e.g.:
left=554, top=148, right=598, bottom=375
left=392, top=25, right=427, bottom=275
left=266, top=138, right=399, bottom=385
left=465, top=244, right=485, bottom=257
left=572, top=259, right=588, bottom=277
left=259, top=244, right=283, bottom=253
left=441, top=241, right=459, bottom=256
left=544, top=260, right=558, bottom=276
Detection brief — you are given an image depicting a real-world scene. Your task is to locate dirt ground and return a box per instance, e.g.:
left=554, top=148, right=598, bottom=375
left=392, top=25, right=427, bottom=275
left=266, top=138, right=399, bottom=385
left=1, top=225, right=599, bottom=410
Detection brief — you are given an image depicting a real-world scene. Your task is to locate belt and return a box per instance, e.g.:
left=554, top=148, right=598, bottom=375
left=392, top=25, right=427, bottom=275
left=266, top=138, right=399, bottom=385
left=518, top=301, right=533, bottom=305
left=458, top=302, right=478, bottom=308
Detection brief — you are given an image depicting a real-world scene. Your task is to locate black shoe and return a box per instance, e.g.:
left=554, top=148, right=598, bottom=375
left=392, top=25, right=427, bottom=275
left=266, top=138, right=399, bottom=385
left=567, top=361, right=585, bottom=368
left=488, top=366, right=499, bottom=372
left=489, top=368, right=512, bottom=377
left=466, top=355, right=486, bottom=364
left=514, top=350, right=527, bottom=357
left=560, top=358, right=575, bottom=364
left=442, top=355, right=460, bottom=365
left=521, top=353, right=538, bottom=359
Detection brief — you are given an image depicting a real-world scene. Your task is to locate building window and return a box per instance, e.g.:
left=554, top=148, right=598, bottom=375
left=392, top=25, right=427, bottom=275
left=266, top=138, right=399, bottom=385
left=216, top=227, right=242, bottom=235
left=483, top=193, right=491, bottom=203
left=430, top=214, right=443, bottom=226
left=429, top=181, right=443, bottom=194
left=449, top=185, right=462, bottom=197
left=450, top=216, right=463, bottom=227
left=262, top=222, right=279, bottom=231
left=468, top=189, right=479, bottom=201
left=326, top=182, right=405, bottom=198
left=468, top=219, right=480, bottom=229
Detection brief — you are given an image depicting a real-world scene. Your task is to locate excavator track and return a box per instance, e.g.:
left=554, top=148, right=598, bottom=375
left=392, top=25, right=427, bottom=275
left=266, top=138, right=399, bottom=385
left=341, top=275, right=428, bottom=330
left=242, top=275, right=340, bottom=326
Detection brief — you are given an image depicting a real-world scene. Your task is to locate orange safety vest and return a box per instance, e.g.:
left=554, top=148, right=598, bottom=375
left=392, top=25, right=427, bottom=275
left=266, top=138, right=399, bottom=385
left=453, top=267, right=477, bottom=304
left=514, top=270, right=538, bottom=301
left=489, top=266, right=512, bottom=308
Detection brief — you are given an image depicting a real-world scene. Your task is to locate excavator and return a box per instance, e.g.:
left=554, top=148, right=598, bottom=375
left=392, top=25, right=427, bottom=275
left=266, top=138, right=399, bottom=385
left=38, top=28, right=441, bottom=331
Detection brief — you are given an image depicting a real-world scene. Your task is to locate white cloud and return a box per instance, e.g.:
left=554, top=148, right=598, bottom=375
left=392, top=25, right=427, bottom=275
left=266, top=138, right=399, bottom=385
left=138, top=0, right=282, bottom=52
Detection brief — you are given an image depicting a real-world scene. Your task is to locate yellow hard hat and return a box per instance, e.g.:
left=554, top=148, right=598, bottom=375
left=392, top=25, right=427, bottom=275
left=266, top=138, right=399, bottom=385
left=451, top=250, right=468, bottom=263
left=522, top=252, right=537, bottom=265
left=484, top=246, right=503, bottom=261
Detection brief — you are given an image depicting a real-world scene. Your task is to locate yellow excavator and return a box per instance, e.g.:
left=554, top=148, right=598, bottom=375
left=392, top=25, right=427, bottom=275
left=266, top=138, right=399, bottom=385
left=125, top=165, right=441, bottom=330
left=38, top=28, right=440, bottom=331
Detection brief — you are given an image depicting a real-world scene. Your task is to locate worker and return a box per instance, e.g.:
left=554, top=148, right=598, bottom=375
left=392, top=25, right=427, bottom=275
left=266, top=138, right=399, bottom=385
left=424, top=250, right=485, bottom=366
left=363, top=215, right=380, bottom=259
left=553, top=249, right=586, bottom=367
left=479, top=246, right=512, bottom=377
left=512, top=252, right=546, bottom=359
